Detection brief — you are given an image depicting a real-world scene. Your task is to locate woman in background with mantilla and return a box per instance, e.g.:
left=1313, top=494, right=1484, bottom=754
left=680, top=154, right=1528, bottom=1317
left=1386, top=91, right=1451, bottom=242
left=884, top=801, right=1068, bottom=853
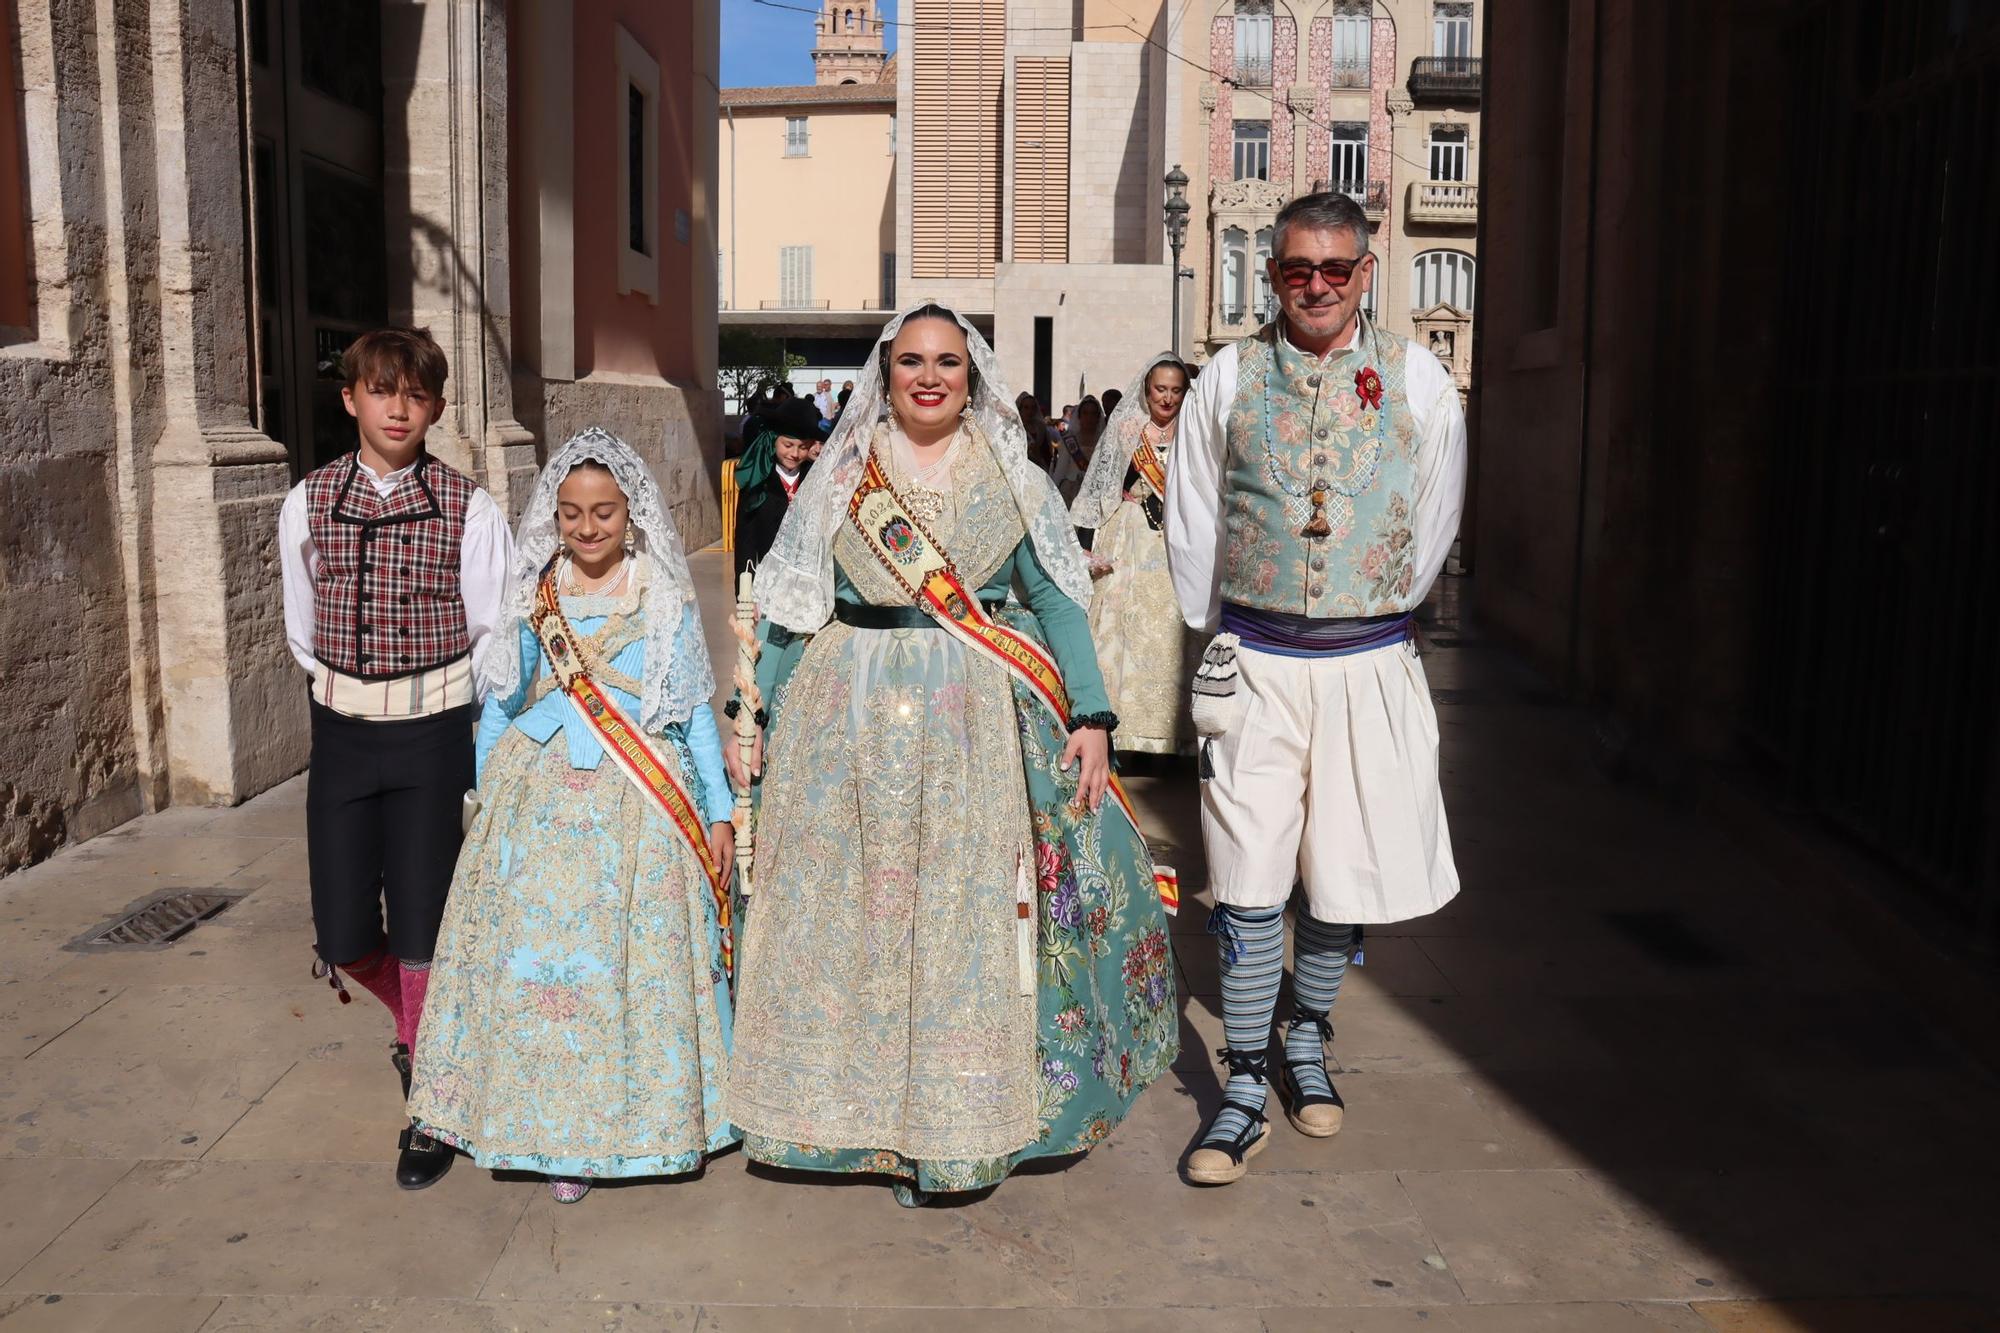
left=1070, top=352, right=1201, bottom=757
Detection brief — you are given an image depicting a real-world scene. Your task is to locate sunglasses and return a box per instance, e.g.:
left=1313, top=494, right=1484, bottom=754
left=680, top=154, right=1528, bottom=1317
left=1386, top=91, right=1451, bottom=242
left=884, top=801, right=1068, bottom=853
left=1274, top=256, right=1369, bottom=289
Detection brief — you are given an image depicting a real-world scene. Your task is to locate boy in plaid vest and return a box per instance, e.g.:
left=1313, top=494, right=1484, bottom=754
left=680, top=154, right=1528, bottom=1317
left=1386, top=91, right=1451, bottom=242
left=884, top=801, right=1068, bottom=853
left=278, top=327, right=514, bottom=1190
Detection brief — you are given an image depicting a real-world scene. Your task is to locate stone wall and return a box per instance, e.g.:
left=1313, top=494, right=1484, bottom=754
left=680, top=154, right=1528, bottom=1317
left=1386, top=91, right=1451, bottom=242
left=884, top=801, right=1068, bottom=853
left=993, top=261, right=1173, bottom=404
left=1472, top=0, right=1790, bottom=756
left=0, top=0, right=312, bottom=872
left=1067, top=42, right=1156, bottom=265
left=529, top=375, right=725, bottom=549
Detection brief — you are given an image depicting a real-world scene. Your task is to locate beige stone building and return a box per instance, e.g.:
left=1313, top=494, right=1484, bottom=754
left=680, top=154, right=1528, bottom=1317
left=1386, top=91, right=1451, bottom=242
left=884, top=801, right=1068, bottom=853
left=0, top=0, right=723, bottom=873
left=1177, top=0, right=1481, bottom=395
left=897, top=0, right=1180, bottom=408
left=717, top=4, right=897, bottom=403
left=721, top=0, right=1195, bottom=410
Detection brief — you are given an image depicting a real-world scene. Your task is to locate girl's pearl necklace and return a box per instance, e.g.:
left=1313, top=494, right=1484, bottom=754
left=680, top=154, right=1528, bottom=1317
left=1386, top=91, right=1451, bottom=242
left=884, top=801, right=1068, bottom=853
left=561, top=552, right=630, bottom=596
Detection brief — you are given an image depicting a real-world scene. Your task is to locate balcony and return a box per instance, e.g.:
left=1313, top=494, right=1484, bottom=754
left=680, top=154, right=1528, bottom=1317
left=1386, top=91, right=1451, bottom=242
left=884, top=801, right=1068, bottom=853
left=1409, top=56, right=1481, bottom=102
left=1405, top=179, right=1478, bottom=226
left=1330, top=58, right=1368, bottom=90
left=1316, top=178, right=1389, bottom=221
left=1234, top=56, right=1273, bottom=87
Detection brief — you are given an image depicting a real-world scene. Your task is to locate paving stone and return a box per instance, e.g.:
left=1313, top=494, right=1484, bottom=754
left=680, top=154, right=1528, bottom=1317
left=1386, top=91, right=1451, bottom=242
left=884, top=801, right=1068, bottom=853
left=0, top=1056, right=290, bottom=1159
left=1260, top=1303, right=1712, bottom=1331
left=41, top=922, right=320, bottom=988
left=206, top=1060, right=409, bottom=1164
left=39, top=985, right=392, bottom=1065
left=1063, top=1169, right=1461, bottom=1309
left=0, top=984, right=123, bottom=1058
left=1690, top=1297, right=2000, bottom=1332
left=1396, top=1169, right=1740, bottom=1304
left=0, top=1160, right=136, bottom=1287
left=0, top=1293, right=219, bottom=1331
left=482, top=1152, right=1073, bottom=1306
left=1252, top=1073, right=1521, bottom=1174
left=200, top=1300, right=1263, bottom=1332
left=5, top=1160, right=527, bottom=1298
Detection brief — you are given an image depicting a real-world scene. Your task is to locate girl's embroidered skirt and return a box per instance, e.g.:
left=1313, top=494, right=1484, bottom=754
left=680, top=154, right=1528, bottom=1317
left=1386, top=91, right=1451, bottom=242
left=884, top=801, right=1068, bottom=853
left=409, top=730, right=737, bottom=1178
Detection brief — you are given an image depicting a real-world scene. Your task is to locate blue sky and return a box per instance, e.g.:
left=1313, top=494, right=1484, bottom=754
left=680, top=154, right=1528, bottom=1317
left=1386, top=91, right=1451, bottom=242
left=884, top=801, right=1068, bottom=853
left=722, top=0, right=899, bottom=88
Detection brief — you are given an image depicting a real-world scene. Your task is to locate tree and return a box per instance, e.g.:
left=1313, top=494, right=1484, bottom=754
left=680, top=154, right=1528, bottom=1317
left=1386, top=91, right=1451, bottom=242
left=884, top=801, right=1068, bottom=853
left=718, top=327, right=803, bottom=413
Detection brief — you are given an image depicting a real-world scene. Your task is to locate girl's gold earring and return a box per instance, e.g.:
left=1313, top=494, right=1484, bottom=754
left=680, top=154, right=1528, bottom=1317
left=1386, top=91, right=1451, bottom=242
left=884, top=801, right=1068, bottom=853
left=623, top=530, right=635, bottom=554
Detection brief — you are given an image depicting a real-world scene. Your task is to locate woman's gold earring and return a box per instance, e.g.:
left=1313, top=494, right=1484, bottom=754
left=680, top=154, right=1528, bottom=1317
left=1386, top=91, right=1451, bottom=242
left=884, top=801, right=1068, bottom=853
left=623, top=531, right=635, bottom=554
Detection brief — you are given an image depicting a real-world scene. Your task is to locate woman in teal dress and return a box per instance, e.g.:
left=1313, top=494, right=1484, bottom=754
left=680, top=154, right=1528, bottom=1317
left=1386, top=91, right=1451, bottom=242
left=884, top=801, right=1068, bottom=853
left=410, top=428, right=738, bottom=1204
left=726, top=304, right=1178, bottom=1207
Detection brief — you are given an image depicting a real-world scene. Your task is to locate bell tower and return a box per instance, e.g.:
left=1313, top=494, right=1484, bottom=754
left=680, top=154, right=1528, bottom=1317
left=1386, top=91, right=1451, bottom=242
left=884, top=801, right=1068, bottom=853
left=812, top=1, right=889, bottom=85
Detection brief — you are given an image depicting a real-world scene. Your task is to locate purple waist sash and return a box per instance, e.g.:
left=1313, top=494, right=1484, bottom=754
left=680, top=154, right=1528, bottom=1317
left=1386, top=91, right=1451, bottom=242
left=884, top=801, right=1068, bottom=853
left=1219, top=603, right=1412, bottom=659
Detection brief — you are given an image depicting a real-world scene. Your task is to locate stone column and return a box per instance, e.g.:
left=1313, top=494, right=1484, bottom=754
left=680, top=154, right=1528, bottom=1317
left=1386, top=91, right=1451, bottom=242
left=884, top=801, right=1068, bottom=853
left=148, top=0, right=306, bottom=806
left=382, top=0, right=538, bottom=518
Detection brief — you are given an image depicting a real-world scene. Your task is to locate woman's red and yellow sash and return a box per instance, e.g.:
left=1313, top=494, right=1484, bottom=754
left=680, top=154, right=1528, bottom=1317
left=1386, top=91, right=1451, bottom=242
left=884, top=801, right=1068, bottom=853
left=846, top=454, right=1180, bottom=914
left=530, top=566, right=735, bottom=973
left=1130, top=439, right=1168, bottom=499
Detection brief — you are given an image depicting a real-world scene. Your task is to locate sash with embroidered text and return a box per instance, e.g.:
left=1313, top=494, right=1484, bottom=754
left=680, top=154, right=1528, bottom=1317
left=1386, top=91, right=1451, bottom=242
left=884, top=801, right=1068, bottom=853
left=530, top=564, right=735, bottom=973
left=846, top=453, right=1180, bottom=915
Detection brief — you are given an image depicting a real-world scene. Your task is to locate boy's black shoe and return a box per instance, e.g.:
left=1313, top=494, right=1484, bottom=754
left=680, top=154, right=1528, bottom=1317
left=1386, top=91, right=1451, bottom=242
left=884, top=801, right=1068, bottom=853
left=395, top=1124, right=454, bottom=1190
left=389, top=1041, right=454, bottom=1190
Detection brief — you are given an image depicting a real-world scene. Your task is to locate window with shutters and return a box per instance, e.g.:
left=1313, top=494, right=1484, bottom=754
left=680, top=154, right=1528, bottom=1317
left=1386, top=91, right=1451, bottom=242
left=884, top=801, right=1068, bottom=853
left=780, top=245, right=814, bottom=307
left=1331, top=4, right=1369, bottom=88
left=1434, top=2, right=1472, bottom=58
left=1233, top=120, right=1269, bottom=181
left=1012, top=57, right=1070, bottom=263
left=1428, top=124, right=1468, bottom=181
left=614, top=25, right=660, bottom=302
left=1221, top=226, right=1248, bottom=326
left=1233, top=1, right=1273, bottom=86
left=1328, top=124, right=1368, bottom=196
left=785, top=116, right=809, bottom=156
left=910, top=0, right=1004, bottom=279
left=1412, top=249, right=1475, bottom=311
left=1253, top=226, right=1275, bottom=322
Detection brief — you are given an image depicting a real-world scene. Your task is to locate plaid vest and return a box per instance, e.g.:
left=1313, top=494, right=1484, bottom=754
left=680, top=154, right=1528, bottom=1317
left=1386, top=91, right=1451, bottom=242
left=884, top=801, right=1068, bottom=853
left=304, top=453, right=475, bottom=680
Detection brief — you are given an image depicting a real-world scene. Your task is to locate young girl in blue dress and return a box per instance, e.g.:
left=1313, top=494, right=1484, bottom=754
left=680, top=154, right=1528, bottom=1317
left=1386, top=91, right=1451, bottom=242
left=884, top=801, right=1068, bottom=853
left=410, top=427, right=737, bottom=1204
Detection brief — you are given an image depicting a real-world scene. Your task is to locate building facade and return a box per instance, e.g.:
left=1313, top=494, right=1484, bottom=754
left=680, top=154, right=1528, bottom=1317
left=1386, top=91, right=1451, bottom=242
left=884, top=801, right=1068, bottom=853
left=719, top=0, right=1190, bottom=410
left=0, top=0, right=721, bottom=874
left=1178, top=0, right=1481, bottom=397
left=898, top=0, right=1179, bottom=409
left=717, top=8, right=897, bottom=406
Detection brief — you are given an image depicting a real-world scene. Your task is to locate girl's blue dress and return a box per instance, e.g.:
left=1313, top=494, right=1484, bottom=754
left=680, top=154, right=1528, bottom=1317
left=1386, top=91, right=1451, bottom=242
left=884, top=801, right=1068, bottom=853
left=410, top=583, right=738, bottom=1177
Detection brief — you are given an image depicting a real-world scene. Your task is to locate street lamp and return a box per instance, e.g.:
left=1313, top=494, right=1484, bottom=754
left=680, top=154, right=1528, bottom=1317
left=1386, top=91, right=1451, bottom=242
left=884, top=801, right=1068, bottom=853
left=1163, top=165, right=1190, bottom=357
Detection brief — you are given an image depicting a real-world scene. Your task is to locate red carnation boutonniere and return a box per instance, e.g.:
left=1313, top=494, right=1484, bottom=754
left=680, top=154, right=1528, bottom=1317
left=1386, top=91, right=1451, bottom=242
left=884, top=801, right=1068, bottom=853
left=1355, top=365, right=1384, bottom=410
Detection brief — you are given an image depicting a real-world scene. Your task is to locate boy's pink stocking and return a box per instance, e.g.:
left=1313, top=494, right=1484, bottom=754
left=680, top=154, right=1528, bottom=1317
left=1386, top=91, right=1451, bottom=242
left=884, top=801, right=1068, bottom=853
left=396, top=960, right=431, bottom=1052
left=338, top=945, right=405, bottom=1028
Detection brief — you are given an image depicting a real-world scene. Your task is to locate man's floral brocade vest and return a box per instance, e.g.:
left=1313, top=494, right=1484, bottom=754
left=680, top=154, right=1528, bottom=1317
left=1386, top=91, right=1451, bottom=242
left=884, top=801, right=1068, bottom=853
left=1220, top=317, right=1420, bottom=618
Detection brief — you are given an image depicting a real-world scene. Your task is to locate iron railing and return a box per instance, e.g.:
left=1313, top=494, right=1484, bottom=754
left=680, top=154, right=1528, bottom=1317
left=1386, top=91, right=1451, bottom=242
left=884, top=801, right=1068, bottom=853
left=1316, top=177, right=1389, bottom=218
left=1408, top=56, right=1481, bottom=101
left=1331, top=58, right=1368, bottom=89
left=1234, top=56, right=1273, bottom=87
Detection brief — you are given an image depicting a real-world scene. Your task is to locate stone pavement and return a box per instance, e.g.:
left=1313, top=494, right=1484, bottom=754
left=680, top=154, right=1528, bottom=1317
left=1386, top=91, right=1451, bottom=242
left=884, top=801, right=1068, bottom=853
left=2, top=551, right=1996, bottom=1333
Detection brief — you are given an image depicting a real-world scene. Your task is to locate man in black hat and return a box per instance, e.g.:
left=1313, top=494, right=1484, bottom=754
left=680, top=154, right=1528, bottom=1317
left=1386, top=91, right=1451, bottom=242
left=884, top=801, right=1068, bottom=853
left=733, top=395, right=830, bottom=579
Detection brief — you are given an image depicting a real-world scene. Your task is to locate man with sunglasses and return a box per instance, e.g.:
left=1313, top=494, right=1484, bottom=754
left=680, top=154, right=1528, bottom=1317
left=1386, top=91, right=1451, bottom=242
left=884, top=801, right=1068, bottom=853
left=1164, top=191, right=1467, bottom=1186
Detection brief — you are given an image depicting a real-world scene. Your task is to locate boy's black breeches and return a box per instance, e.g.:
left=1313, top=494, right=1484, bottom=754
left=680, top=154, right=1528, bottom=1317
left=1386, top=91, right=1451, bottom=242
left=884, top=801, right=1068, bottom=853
left=306, top=699, right=475, bottom=966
